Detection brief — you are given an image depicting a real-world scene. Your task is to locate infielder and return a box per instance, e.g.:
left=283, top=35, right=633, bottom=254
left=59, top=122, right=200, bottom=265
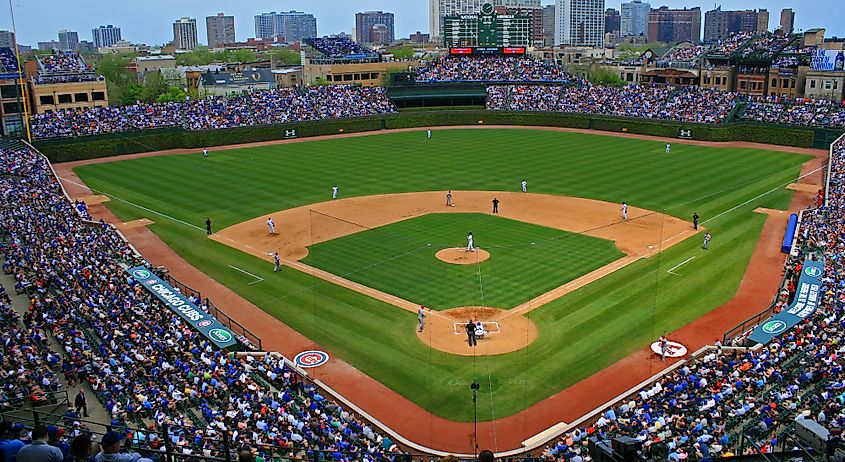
left=332, top=185, right=339, bottom=200
left=203, top=148, right=208, bottom=158
left=665, top=143, right=671, bottom=154
left=446, top=190, right=454, bottom=207
left=273, top=252, right=281, bottom=272
left=427, top=129, right=432, bottom=139
left=417, top=306, right=426, bottom=332
left=521, top=179, right=528, bottom=193
left=621, top=202, right=628, bottom=220
left=467, top=232, right=474, bottom=252
left=267, top=217, right=277, bottom=235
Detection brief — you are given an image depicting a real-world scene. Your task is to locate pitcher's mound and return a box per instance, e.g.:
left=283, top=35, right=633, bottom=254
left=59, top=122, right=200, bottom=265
left=435, top=248, right=490, bottom=265
left=417, top=306, right=537, bottom=356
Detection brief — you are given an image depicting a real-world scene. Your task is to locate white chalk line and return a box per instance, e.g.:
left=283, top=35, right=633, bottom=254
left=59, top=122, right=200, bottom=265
left=666, top=256, right=696, bottom=276
left=228, top=265, right=264, bottom=285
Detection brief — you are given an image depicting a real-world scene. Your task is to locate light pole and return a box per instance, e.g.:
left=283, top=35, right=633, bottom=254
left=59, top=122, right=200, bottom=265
left=471, top=380, right=480, bottom=460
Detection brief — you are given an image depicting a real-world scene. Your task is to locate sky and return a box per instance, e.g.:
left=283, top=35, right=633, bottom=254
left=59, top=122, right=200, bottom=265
left=5, top=0, right=843, bottom=47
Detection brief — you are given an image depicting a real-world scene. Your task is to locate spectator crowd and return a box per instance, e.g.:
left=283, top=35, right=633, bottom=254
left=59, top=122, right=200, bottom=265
left=538, top=135, right=845, bottom=461
left=30, top=86, right=396, bottom=139
left=488, top=83, right=739, bottom=124
left=414, top=56, right=571, bottom=82
left=741, top=97, right=845, bottom=128
left=37, top=51, right=90, bottom=74
left=0, top=142, right=406, bottom=461
left=0, top=47, right=18, bottom=74
left=304, top=37, right=373, bottom=58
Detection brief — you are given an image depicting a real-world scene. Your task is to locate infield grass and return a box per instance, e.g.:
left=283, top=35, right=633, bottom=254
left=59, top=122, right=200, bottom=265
left=74, top=128, right=810, bottom=421
left=303, top=213, right=625, bottom=310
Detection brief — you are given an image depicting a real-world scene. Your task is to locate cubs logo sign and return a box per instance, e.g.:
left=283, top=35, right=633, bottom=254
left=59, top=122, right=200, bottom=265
left=650, top=340, right=688, bottom=358
left=293, top=350, right=330, bottom=368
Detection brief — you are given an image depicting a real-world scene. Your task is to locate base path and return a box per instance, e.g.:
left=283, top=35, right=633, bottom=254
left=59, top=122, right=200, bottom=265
left=53, top=127, right=828, bottom=456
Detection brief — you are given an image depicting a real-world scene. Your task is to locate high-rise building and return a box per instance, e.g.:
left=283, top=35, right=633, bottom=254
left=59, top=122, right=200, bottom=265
left=429, top=0, right=483, bottom=40
left=172, top=17, right=199, bottom=50
left=254, top=11, right=317, bottom=42
left=494, top=3, right=544, bottom=47
left=0, top=30, right=15, bottom=48
left=92, top=25, right=122, bottom=49
left=605, top=8, right=620, bottom=34
left=647, top=7, right=701, bottom=44
left=756, top=9, right=769, bottom=34
left=493, top=0, right=541, bottom=7
left=409, top=31, right=431, bottom=43
left=37, top=41, right=61, bottom=51
left=555, top=0, right=605, bottom=48
left=58, top=30, right=79, bottom=51
left=355, top=11, right=395, bottom=45
left=542, top=5, right=556, bottom=46
left=703, top=8, right=768, bottom=42
left=620, top=0, right=649, bottom=37
left=779, top=8, right=794, bottom=35
left=206, top=13, right=236, bottom=49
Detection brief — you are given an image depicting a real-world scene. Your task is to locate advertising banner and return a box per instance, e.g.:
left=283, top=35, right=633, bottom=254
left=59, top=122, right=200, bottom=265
left=748, top=259, right=824, bottom=344
left=127, top=266, right=238, bottom=349
left=810, top=49, right=844, bottom=71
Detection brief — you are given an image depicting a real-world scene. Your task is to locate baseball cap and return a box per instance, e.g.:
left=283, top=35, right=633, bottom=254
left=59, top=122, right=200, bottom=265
left=47, top=426, right=65, bottom=439
left=101, top=431, right=125, bottom=447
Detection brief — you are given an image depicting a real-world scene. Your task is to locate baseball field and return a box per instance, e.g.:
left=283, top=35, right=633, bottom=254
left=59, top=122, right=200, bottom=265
left=71, top=128, right=809, bottom=422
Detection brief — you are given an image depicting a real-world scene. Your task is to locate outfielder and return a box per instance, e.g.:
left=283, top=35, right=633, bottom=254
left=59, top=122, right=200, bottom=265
left=332, top=185, right=339, bottom=200
left=665, top=143, right=671, bottom=154
left=703, top=231, right=712, bottom=250
left=417, top=306, right=426, bottom=332
left=621, top=202, right=628, bottom=220
left=467, top=232, right=474, bottom=252
left=267, top=217, right=277, bottom=235
left=427, top=129, right=432, bottom=139
left=521, top=179, right=527, bottom=193
left=203, top=148, right=208, bottom=158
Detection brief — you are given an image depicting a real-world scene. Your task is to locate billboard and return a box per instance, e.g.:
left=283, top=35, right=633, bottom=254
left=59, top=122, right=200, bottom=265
left=448, top=47, right=526, bottom=56
left=748, top=259, right=824, bottom=345
left=810, top=49, right=844, bottom=71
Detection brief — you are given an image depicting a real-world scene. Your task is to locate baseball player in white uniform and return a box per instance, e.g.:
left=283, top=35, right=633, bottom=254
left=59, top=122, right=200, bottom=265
left=621, top=202, right=628, bottom=220
left=665, top=143, right=671, bottom=154
left=427, top=129, right=432, bottom=139
left=467, top=232, right=475, bottom=252
left=203, top=148, right=208, bottom=158
left=446, top=190, right=454, bottom=207
left=267, top=217, right=276, bottom=235
left=332, top=185, right=339, bottom=200
left=417, top=306, right=426, bottom=332
left=521, top=179, right=527, bottom=193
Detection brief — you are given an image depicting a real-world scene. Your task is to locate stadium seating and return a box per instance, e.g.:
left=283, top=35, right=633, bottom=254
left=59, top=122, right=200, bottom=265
left=30, top=86, right=396, bottom=139
left=414, top=55, right=571, bottom=83
left=538, top=136, right=845, bottom=461
left=0, top=143, right=405, bottom=460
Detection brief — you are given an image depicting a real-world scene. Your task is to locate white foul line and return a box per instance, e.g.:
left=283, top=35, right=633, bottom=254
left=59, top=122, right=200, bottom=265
left=228, top=265, right=264, bottom=285
left=666, top=256, right=696, bottom=276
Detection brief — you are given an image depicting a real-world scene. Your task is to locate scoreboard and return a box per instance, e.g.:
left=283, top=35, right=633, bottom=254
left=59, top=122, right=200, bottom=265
left=449, top=47, right=527, bottom=56
left=443, top=2, right=531, bottom=48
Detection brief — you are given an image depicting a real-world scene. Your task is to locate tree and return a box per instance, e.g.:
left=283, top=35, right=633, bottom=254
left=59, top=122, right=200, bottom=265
left=119, top=83, right=145, bottom=105
left=588, top=67, right=626, bottom=87
left=387, top=45, right=415, bottom=60
left=271, top=48, right=301, bottom=66
left=230, top=49, right=257, bottom=63
left=156, top=86, right=188, bottom=103
left=141, top=72, right=169, bottom=101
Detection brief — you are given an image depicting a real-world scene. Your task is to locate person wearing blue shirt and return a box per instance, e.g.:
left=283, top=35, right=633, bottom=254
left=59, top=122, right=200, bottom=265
left=0, top=422, right=25, bottom=462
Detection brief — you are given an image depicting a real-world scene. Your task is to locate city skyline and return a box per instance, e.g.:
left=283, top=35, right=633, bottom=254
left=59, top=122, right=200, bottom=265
left=4, top=0, right=842, bottom=47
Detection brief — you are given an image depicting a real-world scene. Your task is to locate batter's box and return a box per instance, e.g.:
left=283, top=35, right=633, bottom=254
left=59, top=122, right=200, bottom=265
left=453, top=322, right=501, bottom=336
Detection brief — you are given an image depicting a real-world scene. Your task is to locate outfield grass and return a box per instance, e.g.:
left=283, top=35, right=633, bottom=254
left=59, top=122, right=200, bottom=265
left=303, top=213, right=625, bottom=310
left=74, top=129, right=810, bottom=421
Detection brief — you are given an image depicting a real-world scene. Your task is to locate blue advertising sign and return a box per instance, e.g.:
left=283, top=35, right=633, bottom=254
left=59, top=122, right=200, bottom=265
left=126, top=266, right=238, bottom=349
left=749, top=259, right=825, bottom=344
left=810, top=49, right=845, bottom=72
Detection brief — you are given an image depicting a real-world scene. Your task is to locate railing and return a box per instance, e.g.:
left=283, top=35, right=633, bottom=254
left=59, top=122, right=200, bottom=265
left=204, top=297, right=262, bottom=350
left=158, top=270, right=202, bottom=302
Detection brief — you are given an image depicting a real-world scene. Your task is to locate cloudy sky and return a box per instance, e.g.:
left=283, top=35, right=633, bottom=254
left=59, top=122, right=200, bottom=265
left=5, top=0, right=842, bottom=47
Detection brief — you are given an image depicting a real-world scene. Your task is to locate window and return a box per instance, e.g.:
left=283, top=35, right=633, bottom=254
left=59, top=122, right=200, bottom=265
left=353, top=74, right=360, bottom=80
left=343, top=74, right=353, bottom=81
left=823, top=80, right=833, bottom=90
left=92, top=92, right=105, bottom=101
left=371, top=73, right=380, bottom=80
left=2, top=102, right=21, bottom=114
left=74, top=93, right=89, bottom=102
left=739, top=80, right=747, bottom=89
left=0, top=85, right=17, bottom=99
left=771, top=78, right=777, bottom=87
left=810, top=80, right=816, bottom=89
left=57, top=94, right=72, bottom=104
left=39, top=95, right=55, bottom=105
left=835, top=81, right=839, bottom=90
